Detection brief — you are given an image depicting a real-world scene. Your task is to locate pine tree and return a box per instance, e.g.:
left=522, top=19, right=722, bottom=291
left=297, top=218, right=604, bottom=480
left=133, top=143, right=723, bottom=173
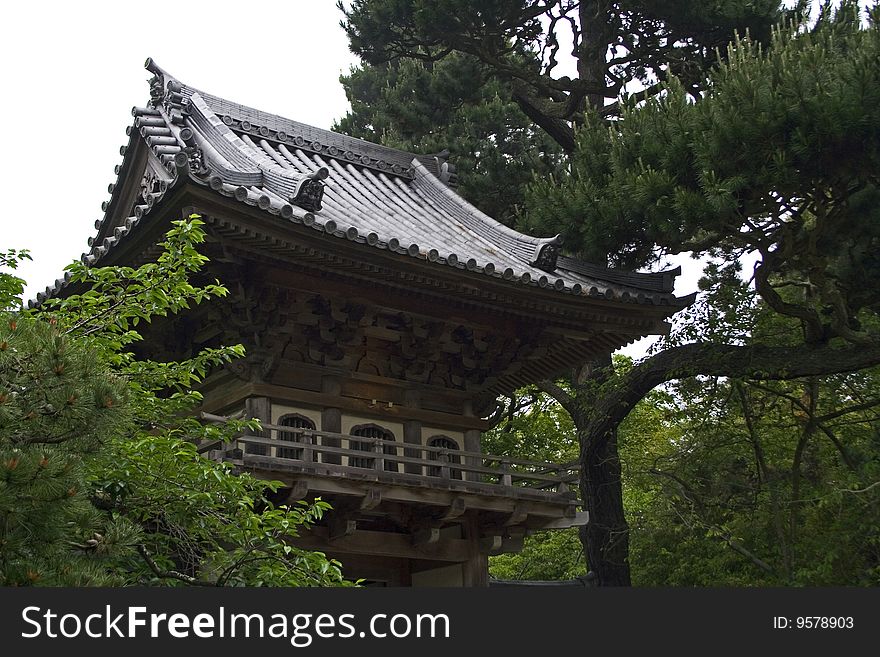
left=0, top=316, right=135, bottom=585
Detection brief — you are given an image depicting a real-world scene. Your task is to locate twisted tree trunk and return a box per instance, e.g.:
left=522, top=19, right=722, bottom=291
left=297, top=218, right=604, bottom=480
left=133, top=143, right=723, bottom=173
left=551, top=340, right=880, bottom=586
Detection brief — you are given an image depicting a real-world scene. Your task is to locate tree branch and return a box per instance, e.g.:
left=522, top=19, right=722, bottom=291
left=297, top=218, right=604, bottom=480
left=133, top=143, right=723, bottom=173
left=537, top=379, right=575, bottom=413
left=136, top=544, right=212, bottom=586
left=585, top=340, right=880, bottom=451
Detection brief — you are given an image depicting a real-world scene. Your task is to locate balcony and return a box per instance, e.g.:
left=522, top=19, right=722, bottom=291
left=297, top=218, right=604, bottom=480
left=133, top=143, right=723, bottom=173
left=198, top=413, right=585, bottom=531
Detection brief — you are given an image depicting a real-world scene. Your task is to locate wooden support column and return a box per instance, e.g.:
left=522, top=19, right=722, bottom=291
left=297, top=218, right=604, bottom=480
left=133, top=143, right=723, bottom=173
left=403, top=390, right=423, bottom=475
left=403, top=420, right=423, bottom=475
left=463, top=429, right=482, bottom=483
left=461, top=514, right=489, bottom=587
left=321, top=376, right=342, bottom=465
left=462, top=400, right=482, bottom=483
left=244, top=396, right=271, bottom=456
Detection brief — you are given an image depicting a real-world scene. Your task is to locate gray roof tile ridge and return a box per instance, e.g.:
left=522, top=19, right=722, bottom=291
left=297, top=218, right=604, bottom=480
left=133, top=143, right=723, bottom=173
left=393, top=171, right=529, bottom=270
left=360, top=167, right=504, bottom=262
left=556, top=256, right=682, bottom=293
left=177, top=84, right=431, bottom=175
left=186, top=92, right=327, bottom=205
left=323, top=158, right=425, bottom=245
left=187, top=93, right=261, bottom=173
left=409, top=160, right=563, bottom=267
left=409, top=160, right=683, bottom=294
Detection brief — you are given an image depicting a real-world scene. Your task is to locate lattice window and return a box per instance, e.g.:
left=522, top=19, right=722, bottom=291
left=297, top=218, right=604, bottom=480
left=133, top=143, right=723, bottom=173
left=427, top=435, right=462, bottom=479
left=350, top=424, right=398, bottom=472
left=277, top=413, right=315, bottom=460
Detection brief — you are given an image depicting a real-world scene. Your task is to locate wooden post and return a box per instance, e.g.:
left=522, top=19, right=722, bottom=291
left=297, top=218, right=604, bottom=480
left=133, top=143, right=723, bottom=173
left=301, top=431, right=313, bottom=464
left=373, top=438, right=384, bottom=473
left=244, top=396, right=271, bottom=455
left=321, top=375, right=342, bottom=465
left=461, top=514, right=489, bottom=587
left=403, top=419, right=423, bottom=476
left=439, top=451, right=450, bottom=481
left=463, top=427, right=482, bottom=483
left=500, top=458, right=513, bottom=487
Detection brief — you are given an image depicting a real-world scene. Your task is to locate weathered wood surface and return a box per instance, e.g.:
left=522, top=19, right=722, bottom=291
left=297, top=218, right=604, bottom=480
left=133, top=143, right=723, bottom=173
left=201, top=412, right=579, bottom=496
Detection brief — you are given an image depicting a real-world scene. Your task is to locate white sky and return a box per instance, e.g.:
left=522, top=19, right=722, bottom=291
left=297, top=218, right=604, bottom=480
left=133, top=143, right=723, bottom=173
left=1, top=1, right=358, bottom=299
left=0, top=0, right=705, bottom=360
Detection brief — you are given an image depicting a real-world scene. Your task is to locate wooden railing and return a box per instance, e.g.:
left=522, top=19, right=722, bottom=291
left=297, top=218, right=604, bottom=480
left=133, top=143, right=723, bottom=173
left=199, top=413, right=579, bottom=497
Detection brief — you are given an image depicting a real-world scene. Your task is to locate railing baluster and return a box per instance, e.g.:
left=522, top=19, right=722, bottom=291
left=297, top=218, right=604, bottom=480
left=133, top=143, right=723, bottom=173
left=500, top=457, right=512, bottom=487
left=373, top=438, right=384, bottom=472
left=302, top=430, right=313, bottom=463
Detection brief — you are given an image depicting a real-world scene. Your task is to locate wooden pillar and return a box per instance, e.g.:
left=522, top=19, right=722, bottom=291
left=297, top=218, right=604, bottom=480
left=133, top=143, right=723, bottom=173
left=403, top=391, right=423, bottom=475
left=461, top=514, right=489, bottom=587
left=245, top=396, right=271, bottom=455
left=463, top=429, right=481, bottom=483
left=462, top=400, right=482, bottom=482
left=321, top=376, right=342, bottom=464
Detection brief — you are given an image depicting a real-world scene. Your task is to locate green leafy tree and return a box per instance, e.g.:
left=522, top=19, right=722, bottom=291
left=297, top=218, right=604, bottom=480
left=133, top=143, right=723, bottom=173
left=482, top=387, right=584, bottom=581
left=626, top=271, right=880, bottom=585
left=1, top=218, right=349, bottom=586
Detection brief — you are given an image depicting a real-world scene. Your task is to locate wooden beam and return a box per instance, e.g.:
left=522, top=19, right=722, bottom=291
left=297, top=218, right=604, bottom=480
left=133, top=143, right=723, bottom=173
left=412, top=528, right=441, bottom=546
left=235, top=462, right=577, bottom=517
left=329, top=518, right=357, bottom=541
left=247, top=383, right=489, bottom=431
left=531, top=511, right=590, bottom=530
left=359, top=488, right=382, bottom=511
left=286, top=480, right=309, bottom=502
left=500, top=535, right=525, bottom=554
left=436, top=497, right=466, bottom=523
left=479, top=535, right=503, bottom=554
left=295, top=527, right=471, bottom=562
left=504, top=503, right=529, bottom=527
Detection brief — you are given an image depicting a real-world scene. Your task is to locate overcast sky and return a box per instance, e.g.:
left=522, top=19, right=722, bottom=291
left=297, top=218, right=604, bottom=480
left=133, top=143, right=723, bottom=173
left=1, top=1, right=708, bottom=359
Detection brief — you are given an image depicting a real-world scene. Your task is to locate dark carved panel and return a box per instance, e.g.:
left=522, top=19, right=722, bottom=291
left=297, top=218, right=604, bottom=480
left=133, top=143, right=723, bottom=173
left=164, top=268, right=547, bottom=394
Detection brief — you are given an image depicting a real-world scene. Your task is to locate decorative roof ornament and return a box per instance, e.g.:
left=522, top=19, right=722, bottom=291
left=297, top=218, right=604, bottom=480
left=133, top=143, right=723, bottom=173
left=290, top=168, right=329, bottom=212
left=171, top=126, right=211, bottom=180
left=146, top=58, right=190, bottom=126
left=529, top=235, right=563, bottom=272
left=432, top=149, right=458, bottom=187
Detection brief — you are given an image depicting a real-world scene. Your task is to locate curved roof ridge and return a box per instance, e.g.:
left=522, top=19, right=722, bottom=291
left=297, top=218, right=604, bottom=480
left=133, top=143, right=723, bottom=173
left=143, top=57, right=433, bottom=179
left=192, top=87, right=431, bottom=170
left=557, top=256, right=681, bottom=293
left=409, top=160, right=561, bottom=262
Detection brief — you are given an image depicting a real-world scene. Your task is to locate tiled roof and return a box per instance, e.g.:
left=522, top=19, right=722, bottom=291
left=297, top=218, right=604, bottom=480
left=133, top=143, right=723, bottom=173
left=31, top=59, right=691, bottom=311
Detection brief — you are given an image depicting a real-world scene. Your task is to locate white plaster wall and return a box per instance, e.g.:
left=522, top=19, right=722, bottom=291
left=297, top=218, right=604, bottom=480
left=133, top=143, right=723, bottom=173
left=341, top=415, right=404, bottom=441
left=266, top=403, right=322, bottom=459
left=421, top=427, right=465, bottom=449
left=271, top=403, right=322, bottom=427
